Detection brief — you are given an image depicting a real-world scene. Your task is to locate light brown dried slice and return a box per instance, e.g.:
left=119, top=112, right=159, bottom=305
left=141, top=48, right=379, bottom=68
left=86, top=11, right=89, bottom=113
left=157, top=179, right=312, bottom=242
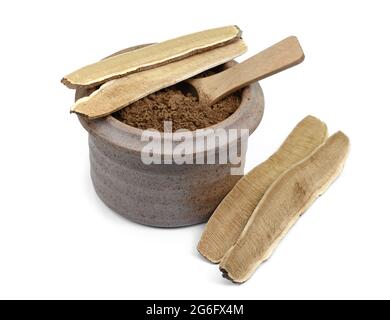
left=71, top=40, right=247, bottom=119
left=219, top=131, right=350, bottom=283
left=197, top=116, right=328, bottom=263
left=62, top=25, right=242, bottom=89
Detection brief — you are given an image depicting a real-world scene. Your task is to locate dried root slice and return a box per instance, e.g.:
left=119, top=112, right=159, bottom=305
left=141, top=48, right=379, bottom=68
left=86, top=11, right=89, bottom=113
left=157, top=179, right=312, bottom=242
left=197, top=116, right=328, bottom=263
left=62, top=25, right=242, bottom=89
left=71, top=40, right=247, bottom=119
left=219, top=132, right=350, bottom=283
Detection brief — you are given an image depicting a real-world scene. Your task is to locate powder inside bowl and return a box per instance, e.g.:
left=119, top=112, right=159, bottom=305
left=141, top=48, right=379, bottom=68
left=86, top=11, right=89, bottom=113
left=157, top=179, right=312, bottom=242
left=113, top=69, right=241, bottom=132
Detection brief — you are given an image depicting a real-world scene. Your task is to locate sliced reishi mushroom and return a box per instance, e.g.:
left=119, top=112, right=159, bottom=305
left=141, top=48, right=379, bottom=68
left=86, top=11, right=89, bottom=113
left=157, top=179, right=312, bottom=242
left=62, top=25, right=242, bottom=89
left=219, top=131, right=350, bottom=283
left=71, top=40, right=247, bottom=119
left=198, top=116, right=328, bottom=263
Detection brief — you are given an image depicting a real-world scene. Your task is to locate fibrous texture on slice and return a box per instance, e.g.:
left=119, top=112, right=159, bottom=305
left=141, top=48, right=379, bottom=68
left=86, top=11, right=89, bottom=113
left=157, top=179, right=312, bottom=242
left=219, top=132, right=350, bottom=283
left=71, top=40, right=247, bottom=119
left=197, top=116, right=328, bottom=263
left=62, top=25, right=242, bottom=88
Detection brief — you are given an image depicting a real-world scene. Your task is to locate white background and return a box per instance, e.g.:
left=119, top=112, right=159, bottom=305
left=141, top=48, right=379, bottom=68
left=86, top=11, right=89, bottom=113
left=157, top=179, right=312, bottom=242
left=0, top=0, right=389, bottom=300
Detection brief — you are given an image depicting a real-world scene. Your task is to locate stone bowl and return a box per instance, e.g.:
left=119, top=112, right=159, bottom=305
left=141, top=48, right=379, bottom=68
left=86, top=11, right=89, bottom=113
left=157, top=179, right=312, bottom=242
left=76, top=46, right=264, bottom=227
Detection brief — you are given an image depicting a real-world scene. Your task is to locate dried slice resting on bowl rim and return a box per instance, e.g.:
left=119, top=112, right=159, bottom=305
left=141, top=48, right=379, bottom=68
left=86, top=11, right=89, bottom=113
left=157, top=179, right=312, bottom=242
left=62, top=25, right=242, bottom=89
left=219, top=131, right=350, bottom=283
left=197, top=115, right=328, bottom=263
left=71, top=40, right=247, bottom=119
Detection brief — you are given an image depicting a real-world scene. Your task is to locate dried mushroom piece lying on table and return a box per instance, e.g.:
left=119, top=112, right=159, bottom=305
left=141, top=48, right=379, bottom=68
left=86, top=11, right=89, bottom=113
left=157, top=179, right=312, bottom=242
left=219, top=131, right=349, bottom=283
left=198, top=116, right=328, bottom=263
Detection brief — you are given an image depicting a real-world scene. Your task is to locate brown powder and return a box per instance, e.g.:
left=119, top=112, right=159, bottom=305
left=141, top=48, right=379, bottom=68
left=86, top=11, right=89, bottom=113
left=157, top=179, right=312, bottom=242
left=114, top=88, right=240, bottom=131
left=113, top=66, right=241, bottom=132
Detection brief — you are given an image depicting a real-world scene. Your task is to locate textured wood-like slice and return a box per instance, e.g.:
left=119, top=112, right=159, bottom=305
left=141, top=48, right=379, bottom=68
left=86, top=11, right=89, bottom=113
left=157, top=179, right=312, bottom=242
left=62, top=25, right=242, bottom=88
left=219, top=132, right=350, bottom=283
left=71, top=40, right=247, bottom=119
left=197, top=116, right=328, bottom=263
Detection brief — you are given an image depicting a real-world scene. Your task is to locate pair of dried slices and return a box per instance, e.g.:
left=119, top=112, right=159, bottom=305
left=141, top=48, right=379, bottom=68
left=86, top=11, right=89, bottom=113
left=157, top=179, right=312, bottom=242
left=198, top=116, right=350, bottom=283
left=62, top=26, right=246, bottom=119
